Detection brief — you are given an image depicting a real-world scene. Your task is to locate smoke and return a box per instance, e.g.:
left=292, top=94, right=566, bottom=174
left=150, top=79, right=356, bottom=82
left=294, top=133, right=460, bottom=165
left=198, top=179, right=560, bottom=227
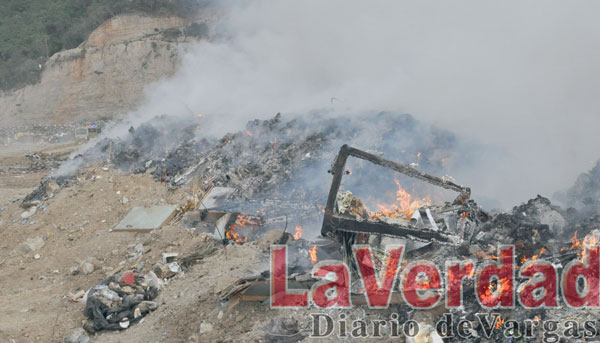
left=97, top=0, right=600, bottom=208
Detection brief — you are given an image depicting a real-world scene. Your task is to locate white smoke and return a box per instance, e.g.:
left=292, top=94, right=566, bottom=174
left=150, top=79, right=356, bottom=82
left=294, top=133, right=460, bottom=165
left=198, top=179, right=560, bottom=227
left=120, top=0, right=600, bottom=207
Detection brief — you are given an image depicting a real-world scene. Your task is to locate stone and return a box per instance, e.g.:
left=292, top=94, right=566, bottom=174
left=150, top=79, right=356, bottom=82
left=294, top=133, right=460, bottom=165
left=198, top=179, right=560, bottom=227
left=20, top=206, right=37, bottom=219
left=80, top=262, right=95, bottom=275
left=18, top=236, right=45, bottom=255
left=200, top=322, right=213, bottom=334
left=66, top=328, right=90, bottom=343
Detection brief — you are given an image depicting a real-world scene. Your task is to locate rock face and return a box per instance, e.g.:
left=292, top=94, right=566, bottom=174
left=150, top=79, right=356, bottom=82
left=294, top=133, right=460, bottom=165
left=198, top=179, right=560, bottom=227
left=0, top=14, right=211, bottom=128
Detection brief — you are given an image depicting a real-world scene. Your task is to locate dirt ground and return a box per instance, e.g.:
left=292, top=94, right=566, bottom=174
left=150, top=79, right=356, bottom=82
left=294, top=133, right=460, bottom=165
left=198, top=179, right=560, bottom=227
left=1, top=141, right=398, bottom=343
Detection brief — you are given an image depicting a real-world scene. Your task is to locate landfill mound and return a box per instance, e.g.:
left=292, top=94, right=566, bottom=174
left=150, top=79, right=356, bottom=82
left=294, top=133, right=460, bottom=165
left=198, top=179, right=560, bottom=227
left=4, top=112, right=600, bottom=342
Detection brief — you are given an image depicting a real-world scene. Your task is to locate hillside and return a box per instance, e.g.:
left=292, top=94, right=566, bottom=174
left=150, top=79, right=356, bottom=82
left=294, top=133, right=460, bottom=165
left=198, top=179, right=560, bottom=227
left=0, top=11, right=213, bottom=128
left=0, top=0, right=208, bottom=91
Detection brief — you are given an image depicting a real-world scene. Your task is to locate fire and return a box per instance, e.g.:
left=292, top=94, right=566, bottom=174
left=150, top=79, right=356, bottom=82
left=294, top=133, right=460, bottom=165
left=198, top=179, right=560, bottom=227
left=583, top=232, right=599, bottom=246
left=417, top=152, right=422, bottom=159
left=294, top=226, right=302, bottom=240
left=571, top=231, right=581, bottom=250
left=568, top=231, right=599, bottom=262
left=225, top=214, right=260, bottom=243
left=495, top=315, right=505, bottom=330
left=225, top=215, right=248, bottom=242
left=370, top=179, right=432, bottom=220
left=498, top=277, right=511, bottom=293
left=161, top=169, right=167, bottom=185
left=246, top=130, right=253, bottom=136
left=309, top=245, right=318, bottom=264
left=481, top=277, right=510, bottom=305
left=226, top=229, right=247, bottom=243
left=520, top=247, right=547, bottom=264
left=473, top=250, right=498, bottom=260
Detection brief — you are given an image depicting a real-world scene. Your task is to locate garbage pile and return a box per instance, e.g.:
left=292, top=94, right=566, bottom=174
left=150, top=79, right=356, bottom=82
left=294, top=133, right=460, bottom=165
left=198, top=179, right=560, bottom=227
left=48, top=111, right=462, bottom=195
left=19, top=110, right=600, bottom=342
left=83, top=271, right=161, bottom=333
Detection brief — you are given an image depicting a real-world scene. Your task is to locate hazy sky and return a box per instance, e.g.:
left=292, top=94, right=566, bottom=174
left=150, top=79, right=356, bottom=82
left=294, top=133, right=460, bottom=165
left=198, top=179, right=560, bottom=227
left=129, top=1, right=600, bottom=207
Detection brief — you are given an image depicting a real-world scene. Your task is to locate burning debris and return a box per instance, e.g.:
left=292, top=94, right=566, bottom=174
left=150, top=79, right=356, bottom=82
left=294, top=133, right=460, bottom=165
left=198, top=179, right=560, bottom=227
left=15, top=111, right=600, bottom=342
left=321, top=145, right=479, bottom=247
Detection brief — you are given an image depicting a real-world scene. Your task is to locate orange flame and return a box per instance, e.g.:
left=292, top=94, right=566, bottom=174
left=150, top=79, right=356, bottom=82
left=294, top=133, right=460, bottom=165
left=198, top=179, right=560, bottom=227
left=568, top=231, right=599, bottom=262
left=225, top=214, right=260, bottom=243
left=473, top=250, right=498, bottom=260
left=370, top=179, right=432, bottom=220
left=309, top=246, right=317, bottom=264
left=520, top=247, right=547, bottom=264
left=495, top=315, right=505, bottom=330
left=571, top=231, right=581, bottom=250
left=294, top=226, right=302, bottom=240
left=481, top=277, right=510, bottom=305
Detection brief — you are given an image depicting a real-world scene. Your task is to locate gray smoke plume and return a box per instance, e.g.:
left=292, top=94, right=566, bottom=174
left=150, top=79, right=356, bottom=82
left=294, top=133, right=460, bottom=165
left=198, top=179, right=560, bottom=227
left=60, top=1, right=600, bottom=208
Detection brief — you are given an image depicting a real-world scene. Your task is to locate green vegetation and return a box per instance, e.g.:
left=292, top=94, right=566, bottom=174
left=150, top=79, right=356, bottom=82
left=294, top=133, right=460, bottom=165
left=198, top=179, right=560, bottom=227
left=0, top=0, right=207, bottom=91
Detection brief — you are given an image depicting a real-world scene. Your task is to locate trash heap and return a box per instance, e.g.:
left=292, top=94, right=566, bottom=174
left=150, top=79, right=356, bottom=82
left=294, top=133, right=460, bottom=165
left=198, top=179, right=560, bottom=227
left=19, top=110, right=600, bottom=342
left=83, top=271, right=161, bottom=333
left=44, top=111, right=465, bottom=203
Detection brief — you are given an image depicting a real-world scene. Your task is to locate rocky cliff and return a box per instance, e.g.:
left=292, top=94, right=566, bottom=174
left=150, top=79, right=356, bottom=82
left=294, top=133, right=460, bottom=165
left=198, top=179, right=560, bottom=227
left=0, top=13, right=211, bottom=128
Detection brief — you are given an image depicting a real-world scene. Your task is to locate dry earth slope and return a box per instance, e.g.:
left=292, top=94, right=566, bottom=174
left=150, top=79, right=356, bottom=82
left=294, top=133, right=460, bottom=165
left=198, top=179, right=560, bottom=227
left=0, top=12, right=212, bottom=128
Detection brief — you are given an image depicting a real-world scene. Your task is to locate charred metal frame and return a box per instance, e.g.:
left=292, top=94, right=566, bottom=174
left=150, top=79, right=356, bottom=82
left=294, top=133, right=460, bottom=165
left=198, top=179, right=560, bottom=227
left=321, top=145, right=471, bottom=244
